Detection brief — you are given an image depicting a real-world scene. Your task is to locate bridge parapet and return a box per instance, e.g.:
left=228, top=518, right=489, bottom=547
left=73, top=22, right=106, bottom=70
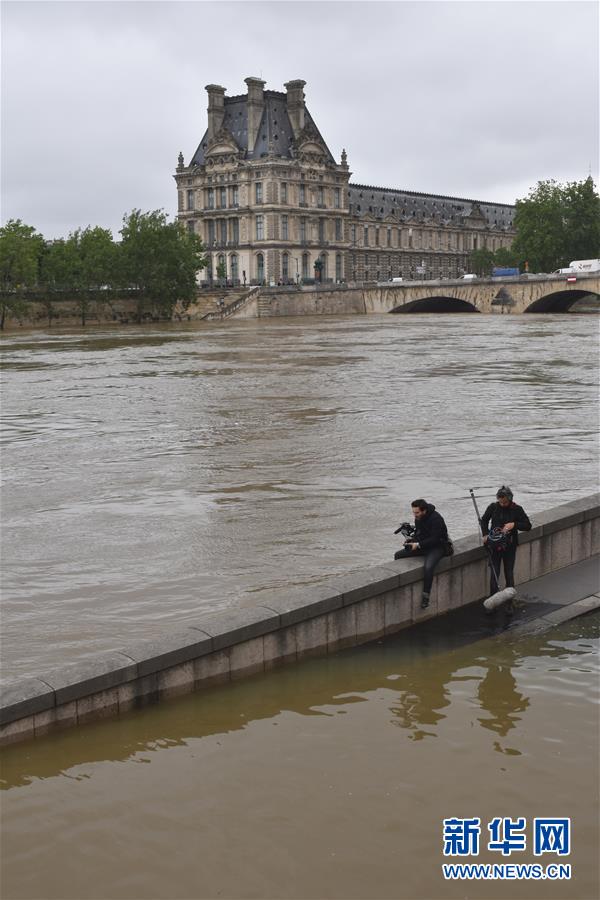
left=365, top=273, right=600, bottom=314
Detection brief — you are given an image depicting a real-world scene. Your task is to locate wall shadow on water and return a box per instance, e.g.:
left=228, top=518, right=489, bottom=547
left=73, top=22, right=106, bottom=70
left=2, top=606, right=597, bottom=790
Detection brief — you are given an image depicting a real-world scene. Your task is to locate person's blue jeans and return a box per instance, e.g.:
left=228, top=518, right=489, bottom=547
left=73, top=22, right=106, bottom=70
left=394, top=544, right=446, bottom=595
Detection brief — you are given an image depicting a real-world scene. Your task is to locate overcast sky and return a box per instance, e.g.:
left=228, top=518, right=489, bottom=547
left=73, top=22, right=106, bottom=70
left=2, top=0, right=598, bottom=239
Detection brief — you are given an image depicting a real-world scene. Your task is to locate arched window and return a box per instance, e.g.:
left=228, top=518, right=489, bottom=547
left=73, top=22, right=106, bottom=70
left=230, top=254, right=239, bottom=283
left=302, top=252, right=309, bottom=279
left=256, top=253, right=264, bottom=283
left=282, top=253, right=289, bottom=281
left=336, top=254, right=342, bottom=282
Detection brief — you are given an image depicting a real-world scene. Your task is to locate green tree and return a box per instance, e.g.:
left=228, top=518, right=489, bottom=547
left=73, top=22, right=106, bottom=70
left=469, top=247, right=495, bottom=276
left=77, top=227, right=116, bottom=287
left=216, top=259, right=227, bottom=286
left=40, top=237, right=82, bottom=290
left=562, top=176, right=600, bottom=263
left=513, top=177, right=600, bottom=272
left=0, top=220, right=44, bottom=329
left=78, top=226, right=117, bottom=324
left=39, top=237, right=82, bottom=326
left=119, top=210, right=207, bottom=322
left=40, top=227, right=118, bottom=325
left=493, top=246, right=519, bottom=268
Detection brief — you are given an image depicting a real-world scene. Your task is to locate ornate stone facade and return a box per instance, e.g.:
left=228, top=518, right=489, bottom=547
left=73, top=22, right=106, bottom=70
left=175, top=78, right=515, bottom=285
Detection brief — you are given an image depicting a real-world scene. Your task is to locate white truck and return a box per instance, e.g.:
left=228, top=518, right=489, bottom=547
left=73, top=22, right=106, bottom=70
left=569, top=259, right=600, bottom=273
left=554, top=259, right=600, bottom=275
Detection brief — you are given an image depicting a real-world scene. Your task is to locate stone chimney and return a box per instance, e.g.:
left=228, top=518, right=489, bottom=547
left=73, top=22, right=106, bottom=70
left=284, top=79, right=306, bottom=137
left=205, top=84, right=226, bottom=139
left=244, top=76, right=266, bottom=152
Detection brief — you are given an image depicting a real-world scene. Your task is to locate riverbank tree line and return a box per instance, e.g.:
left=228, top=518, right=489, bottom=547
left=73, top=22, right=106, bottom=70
left=1, top=178, right=598, bottom=328
left=0, top=210, right=207, bottom=329
left=470, top=177, right=599, bottom=276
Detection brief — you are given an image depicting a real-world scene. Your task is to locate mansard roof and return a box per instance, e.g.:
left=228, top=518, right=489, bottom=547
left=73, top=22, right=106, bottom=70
left=190, top=90, right=336, bottom=166
left=348, top=183, right=514, bottom=229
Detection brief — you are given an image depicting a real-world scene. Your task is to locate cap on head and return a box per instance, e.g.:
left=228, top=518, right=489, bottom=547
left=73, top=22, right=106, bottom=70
left=496, top=485, right=513, bottom=501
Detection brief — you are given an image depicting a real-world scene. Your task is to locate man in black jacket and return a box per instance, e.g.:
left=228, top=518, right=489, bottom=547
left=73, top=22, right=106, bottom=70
left=394, top=499, right=449, bottom=609
left=481, top=486, right=531, bottom=596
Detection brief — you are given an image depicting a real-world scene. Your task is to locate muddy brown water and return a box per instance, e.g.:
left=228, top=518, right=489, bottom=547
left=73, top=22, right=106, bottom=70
left=1, top=314, right=598, bottom=682
left=1, top=610, right=598, bottom=899
left=1, top=313, right=598, bottom=899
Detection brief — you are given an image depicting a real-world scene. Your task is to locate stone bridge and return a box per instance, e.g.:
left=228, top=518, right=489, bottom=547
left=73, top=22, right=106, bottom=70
left=363, top=273, right=599, bottom=314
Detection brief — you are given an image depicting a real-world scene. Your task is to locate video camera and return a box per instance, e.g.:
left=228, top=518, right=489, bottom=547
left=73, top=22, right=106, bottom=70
left=393, top=521, right=415, bottom=539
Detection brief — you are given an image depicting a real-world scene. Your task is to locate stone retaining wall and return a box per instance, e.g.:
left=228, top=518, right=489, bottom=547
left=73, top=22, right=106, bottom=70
left=1, top=494, right=598, bottom=746
left=251, top=286, right=366, bottom=317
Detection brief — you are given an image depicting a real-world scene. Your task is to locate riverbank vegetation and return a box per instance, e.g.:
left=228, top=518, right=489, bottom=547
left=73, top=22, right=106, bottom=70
left=0, top=211, right=207, bottom=329
left=1, top=178, right=597, bottom=327
left=470, top=176, right=599, bottom=276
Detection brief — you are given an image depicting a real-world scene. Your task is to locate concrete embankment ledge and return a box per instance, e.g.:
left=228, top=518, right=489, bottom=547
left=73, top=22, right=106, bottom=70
left=2, top=494, right=599, bottom=746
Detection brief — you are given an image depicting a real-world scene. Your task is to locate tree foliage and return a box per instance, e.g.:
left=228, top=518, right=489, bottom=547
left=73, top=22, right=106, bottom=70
left=513, top=177, right=600, bottom=272
left=469, top=248, right=495, bottom=276
left=78, top=227, right=118, bottom=290
left=43, top=227, right=118, bottom=324
left=0, top=211, right=207, bottom=328
left=493, top=246, right=519, bottom=268
left=216, top=259, right=227, bottom=284
left=0, top=219, right=45, bottom=288
left=119, top=210, right=207, bottom=321
left=40, top=237, right=81, bottom=292
left=469, top=246, right=520, bottom=276
left=0, top=220, right=45, bottom=328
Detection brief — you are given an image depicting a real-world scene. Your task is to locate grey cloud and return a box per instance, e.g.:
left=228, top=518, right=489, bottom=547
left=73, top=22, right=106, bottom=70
left=1, top=1, right=597, bottom=239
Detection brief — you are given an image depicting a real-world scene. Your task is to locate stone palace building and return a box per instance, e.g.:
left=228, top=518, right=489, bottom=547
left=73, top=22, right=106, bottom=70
left=175, top=77, right=516, bottom=286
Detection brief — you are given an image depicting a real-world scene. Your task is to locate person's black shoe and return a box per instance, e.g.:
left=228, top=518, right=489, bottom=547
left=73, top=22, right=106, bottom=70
left=420, top=592, right=430, bottom=609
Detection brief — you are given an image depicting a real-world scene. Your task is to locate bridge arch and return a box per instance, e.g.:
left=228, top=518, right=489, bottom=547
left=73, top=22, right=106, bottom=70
left=524, top=289, right=599, bottom=313
left=390, top=295, right=479, bottom=314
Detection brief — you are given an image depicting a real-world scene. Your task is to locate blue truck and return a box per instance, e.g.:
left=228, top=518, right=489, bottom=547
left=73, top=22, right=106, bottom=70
left=491, top=266, right=520, bottom=277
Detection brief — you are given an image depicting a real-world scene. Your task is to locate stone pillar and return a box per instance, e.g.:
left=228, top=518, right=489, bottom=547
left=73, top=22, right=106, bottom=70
left=285, top=79, right=307, bottom=137
left=205, top=84, right=226, bottom=139
left=245, top=77, right=266, bottom=152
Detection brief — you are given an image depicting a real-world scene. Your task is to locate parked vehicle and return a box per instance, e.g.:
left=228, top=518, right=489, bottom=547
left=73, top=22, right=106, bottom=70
left=491, top=267, right=520, bottom=277
left=569, top=259, right=600, bottom=273
left=461, top=273, right=477, bottom=280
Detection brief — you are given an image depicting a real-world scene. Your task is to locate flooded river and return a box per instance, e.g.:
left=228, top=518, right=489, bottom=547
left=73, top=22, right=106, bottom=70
left=1, top=313, right=599, bottom=900
left=1, top=609, right=598, bottom=899
left=1, top=313, right=598, bottom=682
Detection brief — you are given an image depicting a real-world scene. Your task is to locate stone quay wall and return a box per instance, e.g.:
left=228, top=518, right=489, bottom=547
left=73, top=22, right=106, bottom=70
left=1, top=494, right=599, bottom=746
left=253, top=285, right=366, bottom=317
